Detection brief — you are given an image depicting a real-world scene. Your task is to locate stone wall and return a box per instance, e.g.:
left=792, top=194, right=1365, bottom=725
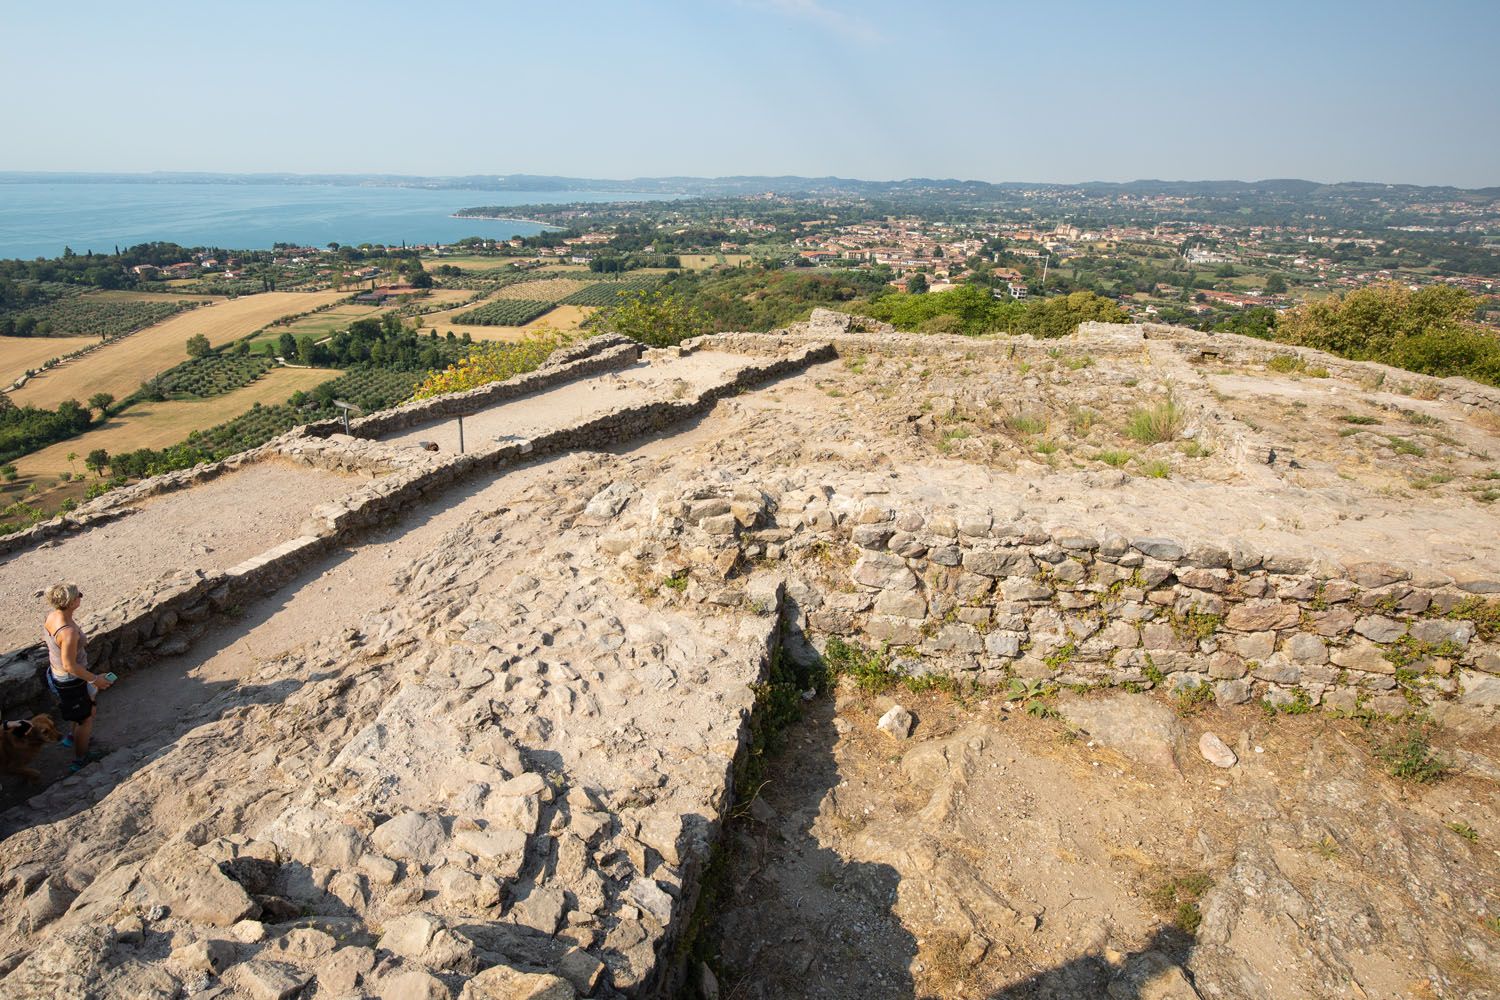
left=693, top=309, right=1500, bottom=419
left=0, top=341, right=833, bottom=715
left=0, top=338, right=634, bottom=564
left=0, top=444, right=279, bottom=562
left=1087, top=320, right=1500, bottom=416
left=301, top=334, right=641, bottom=441
left=654, top=491, right=1500, bottom=716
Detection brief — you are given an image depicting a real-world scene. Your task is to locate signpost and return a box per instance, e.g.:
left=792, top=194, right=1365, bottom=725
left=333, top=400, right=362, bottom=435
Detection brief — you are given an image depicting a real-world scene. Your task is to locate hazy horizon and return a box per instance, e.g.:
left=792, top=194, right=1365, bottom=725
left=2, top=1, right=1498, bottom=188
left=2, top=170, right=1494, bottom=191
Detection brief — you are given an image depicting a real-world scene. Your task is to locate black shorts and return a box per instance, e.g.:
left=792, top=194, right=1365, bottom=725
left=53, top=676, right=95, bottom=723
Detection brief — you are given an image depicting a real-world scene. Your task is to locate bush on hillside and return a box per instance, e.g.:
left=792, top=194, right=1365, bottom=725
left=1275, top=284, right=1500, bottom=386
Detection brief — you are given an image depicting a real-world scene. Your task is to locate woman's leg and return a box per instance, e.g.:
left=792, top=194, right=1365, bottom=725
left=72, top=709, right=94, bottom=760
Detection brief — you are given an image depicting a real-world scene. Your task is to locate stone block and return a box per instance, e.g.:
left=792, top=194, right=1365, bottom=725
left=852, top=554, right=917, bottom=591
left=1408, top=619, right=1473, bottom=647
left=864, top=616, right=923, bottom=645
left=1309, top=608, right=1358, bottom=637
left=1225, top=601, right=1299, bottom=632
left=1330, top=638, right=1395, bottom=674
left=985, top=632, right=1023, bottom=658
left=928, top=545, right=962, bottom=567
left=1001, top=577, right=1052, bottom=602
left=1208, top=652, right=1246, bottom=679
left=1346, top=561, right=1411, bottom=589
left=963, top=548, right=1032, bottom=578
left=1185, top=543, right=1231, bottom=569
left=1285, top=633, right=1328, bottom=664
left=1353, top=616, right=1406, bottom=643
left=873, top=590, right=927, bottom=619
left=1131, top=538, right=1184, bottom=561
left=1251, top=656, right=1300, bottom=685
left=851, top=524, right=894, bottom=550
left=923, top=624, right=983, bottom=655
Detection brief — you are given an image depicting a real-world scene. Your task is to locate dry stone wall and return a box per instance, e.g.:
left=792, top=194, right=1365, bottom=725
left=644, top=488, right=1500, bottom=716
left=0, top=341, right=833, bottom=714
left=302, top=334, right=642, bottom=441
left=695, top=308, right=1500, bottom=418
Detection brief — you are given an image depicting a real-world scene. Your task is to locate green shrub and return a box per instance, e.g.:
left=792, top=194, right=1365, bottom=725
left=1004, top=413, right=1048, bottom=435
left=1139, top=458, right=1172, bottom=479
left=1376, top=725, right=1447, bottom=783
left=1125, top=397, right=1185, bottom=444
left=1276, top=284, right=1500, bottom=387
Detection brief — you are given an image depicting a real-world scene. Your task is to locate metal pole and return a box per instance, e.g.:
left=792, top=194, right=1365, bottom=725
left=458, top=414, right=465, bottom=454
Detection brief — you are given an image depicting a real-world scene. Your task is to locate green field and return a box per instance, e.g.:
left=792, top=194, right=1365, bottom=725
left=245, top=304, right=386, bottom=348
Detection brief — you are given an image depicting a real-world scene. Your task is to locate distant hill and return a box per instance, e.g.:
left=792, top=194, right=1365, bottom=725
left=2, top=171, right=1495, bottom=200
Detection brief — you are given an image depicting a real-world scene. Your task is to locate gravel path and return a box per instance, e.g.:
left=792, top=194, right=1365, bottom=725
left=379, top=349, right=755, bottom=451
left=0, top=462, right=361, bottom=652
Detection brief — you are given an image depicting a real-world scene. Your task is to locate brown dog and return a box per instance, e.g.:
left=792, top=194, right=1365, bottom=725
left=1, top=714, right=62, bottom=783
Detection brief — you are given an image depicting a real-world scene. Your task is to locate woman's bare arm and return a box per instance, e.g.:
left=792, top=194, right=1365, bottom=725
left=56, top=629, right=107, bottom=687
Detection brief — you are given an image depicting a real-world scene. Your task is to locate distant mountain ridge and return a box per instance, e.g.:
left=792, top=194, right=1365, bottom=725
left=2, top=171, right=1495, bottom=199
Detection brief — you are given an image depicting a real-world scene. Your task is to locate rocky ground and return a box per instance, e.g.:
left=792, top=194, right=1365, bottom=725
left=707, top=681, right=1500, bottom=1000
left=0, top=319, right=1497, bottom=998
left=0, top=462, right=359, bottom=651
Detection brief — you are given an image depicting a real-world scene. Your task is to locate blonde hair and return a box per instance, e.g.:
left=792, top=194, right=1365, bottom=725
left=45, top=583, right=80, bottom=610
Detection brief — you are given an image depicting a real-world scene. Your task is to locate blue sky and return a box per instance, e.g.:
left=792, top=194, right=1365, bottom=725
left=2, top=0, right=1496, bottom=186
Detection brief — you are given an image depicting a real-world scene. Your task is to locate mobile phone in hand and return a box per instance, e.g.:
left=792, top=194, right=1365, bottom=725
left=103, top=672, right=118, bottom=683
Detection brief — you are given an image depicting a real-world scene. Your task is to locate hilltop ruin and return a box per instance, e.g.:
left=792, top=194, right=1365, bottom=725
left=0, top=313, right=1497, bottom=999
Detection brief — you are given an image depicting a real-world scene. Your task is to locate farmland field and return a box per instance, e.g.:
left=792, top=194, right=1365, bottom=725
left=452, top=299, right=556, bottom=326
left=676, top=253, right=753, bottom=269
left=560, top=274, right=662, bottom=306
left=0, top=335, right=101, bottom=387
left=416, top=303, right=597, bottom=343
left=10, top=367, right=341, bottom=483
left=2, top=295, right=198, bottom=339
left=492, top=278, right=594, bottom=301
left=426, top=255, right=542, bottom=270
left=247, top=304, right=386, bottom=347
left=8, top=291, right=346, bottom=409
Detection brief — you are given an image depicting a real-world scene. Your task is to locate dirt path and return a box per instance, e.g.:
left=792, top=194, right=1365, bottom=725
left=0, top=462, right=361, bottom=652
left=379, top=349, right=755, bottom=451
left=0, top=441, right=591, bottom=822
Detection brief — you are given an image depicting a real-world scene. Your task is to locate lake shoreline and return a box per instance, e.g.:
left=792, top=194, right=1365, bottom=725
left=448, top=214, right=556, bottom=228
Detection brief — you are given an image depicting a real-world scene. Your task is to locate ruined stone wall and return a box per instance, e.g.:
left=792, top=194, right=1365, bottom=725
left=301, top=335, right=641, bottom=440
left=1085, top=320, right=1500, bottom=415
left=655, top=492, right=1500, bottom=716
left=695, top=309, right=1500, bottom=418
left=0, top=341, right=833, bottom=714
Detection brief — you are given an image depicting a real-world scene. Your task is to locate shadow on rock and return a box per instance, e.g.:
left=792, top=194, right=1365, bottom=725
left=983, top=926, right=1199, bottom=1000
left=701, top=692, right=918, bottom=1000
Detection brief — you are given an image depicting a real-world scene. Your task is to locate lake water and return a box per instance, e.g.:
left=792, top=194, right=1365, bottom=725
left=0, top=181, right=662, bottom=259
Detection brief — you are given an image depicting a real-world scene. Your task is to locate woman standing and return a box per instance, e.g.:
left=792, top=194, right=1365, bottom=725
left=43, top=583, right=112, bottom=773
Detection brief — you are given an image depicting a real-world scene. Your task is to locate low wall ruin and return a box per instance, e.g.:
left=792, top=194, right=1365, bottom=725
left=651, top=489, right=1500, bottom=716
left=0, top=340, right=833, bottom=714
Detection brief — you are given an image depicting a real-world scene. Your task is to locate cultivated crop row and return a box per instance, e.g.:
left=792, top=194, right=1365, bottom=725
left=1, top=297, right=192, bottom=339
left=152, top=354, right=273, bottom=399
left=560, top=275, right=662, bottom=307
left=439, top=268, right=545, bottom=291
left=182, top=370, right=425, bottom=457
left=451, top=299, right=556, bottom=326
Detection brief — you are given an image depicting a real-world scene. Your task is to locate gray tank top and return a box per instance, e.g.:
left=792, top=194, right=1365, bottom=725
left=44, top=619, right=88, bottom=680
